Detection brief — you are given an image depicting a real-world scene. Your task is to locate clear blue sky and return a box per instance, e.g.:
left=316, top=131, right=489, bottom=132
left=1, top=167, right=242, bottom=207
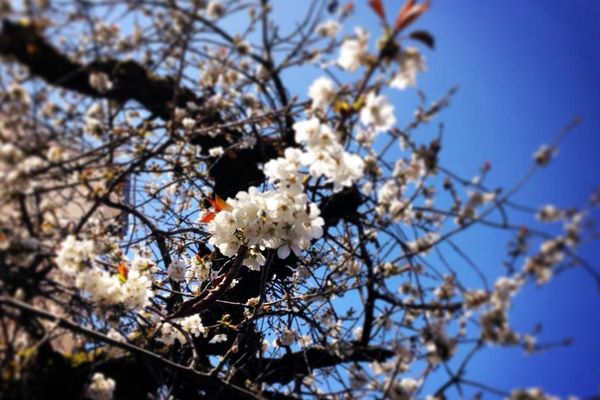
left=265, top=0, right=600, bottom=397
left=417, top=1, right=600, bottom=397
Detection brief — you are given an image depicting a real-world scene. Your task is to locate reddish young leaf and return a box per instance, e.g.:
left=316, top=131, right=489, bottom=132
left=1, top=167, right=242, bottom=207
left=117, top=262, right=128, bottom=282
left=395, top=0, right=417, bottom=27
left=199, top=211, right=216, bottom=223
left=368, top=0, right=386, bottom=21
left=394, top=0, right=431, bottom=34
left=199, top=195, right=231, bottom=223
left=208, top=195, right=232, bottom=212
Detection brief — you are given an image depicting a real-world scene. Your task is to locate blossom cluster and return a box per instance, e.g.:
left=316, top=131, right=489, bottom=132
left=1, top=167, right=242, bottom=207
left=207, top=185, right=324, bottom=269
left=337, top=27, right=426, bottom=90
left=523, top=212, right=582, bottom=284
left=56, top=235, right=153, bottom=309
left=157, top=314, right=207, bottom=346
left=480, top=276, right=524, bottom=345
left=291, top=119, right=365, bottom=191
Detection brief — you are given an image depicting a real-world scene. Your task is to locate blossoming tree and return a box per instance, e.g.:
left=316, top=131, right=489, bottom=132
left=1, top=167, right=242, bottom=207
left=0, top=1, right=597, bottom=399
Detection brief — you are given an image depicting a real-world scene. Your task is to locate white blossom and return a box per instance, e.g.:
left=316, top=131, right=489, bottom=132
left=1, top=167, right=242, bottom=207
left=185, top=256, right=211, bottom=284
left=277, top=328, right=295, bottom=346
left=338, top=27, right=369, bottom=72
left=209, top=333, right=228, bottom=343
left=167, top=259, right=186, bottom=281
left=316, top=20, right=341, bottom=38
left=86, top=373, right=115, bottom=400
left=391, top=47, right=426, bottom=90
left=508, top=388, right=561, bottom=400
left=263, top=148, right=306, bottom=194
left=207, top=187, right=324, bottom=269
left=182, top=117, right=195, bottom=130
left=536, top=204, right=562, bottom=222
left=206, top=1, right=224, bottom=19
left=308, top=77, right=336, bottom=110
left=293, top=118, right=339, bottom=151
left=387, top=378, right=421, bottom=400
left=533, top=144, right=557, bottom=166
left=209, top=146, right=224, bottom=157
left=291, top=119, right=365, bottom=191
left=178, top=314, right=207, bottom=338
left=56, top=235, right=97, bottom=275
left=158, top=323, right=185, bottom=346
left=360, top=92, right=396, bottom=133
left=56, top=236, right=153, bottom=309
left=407, top=232, right=439, bottom=254
left=89, top=72, right=113, bottom=93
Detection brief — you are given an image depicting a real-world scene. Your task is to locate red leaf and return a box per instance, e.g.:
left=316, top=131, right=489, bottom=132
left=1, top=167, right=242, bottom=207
left=394, top=0, right=430, bottom=34
left=200, top=195, right=231, bottom=223
left=395, top=0, right=417, bottom=26
left=199, top=211, right=216, bottom=223
left=368, top=0, right=386, bottom=21
left=208, top=195, right=231, bottom=212
left=117, top=262, right=128, bottom=281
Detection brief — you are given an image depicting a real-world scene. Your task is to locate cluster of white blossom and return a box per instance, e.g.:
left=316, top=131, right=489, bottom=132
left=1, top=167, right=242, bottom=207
left=207, top=185, right=324, bottom=269
left=455, top=190, right=497, bottom=224
left=77, top=267, right=152, bottom=309
left=362, top=349, right=420, bottom=397
left=480, top=276, right=524, bottom=345
left=387, top=378, right=421, bottom=400
left=523, top=213, right=582, bottom=284
left=374, top=154, right=433, bottom=224
left=391, top=47, right=427, bottom=90
left=206, top=1, right=225, bottom=19
left=84, top=103, right=105, bottom=136
left=536, top=204, right=563, bottom=222
left=292, top=118, right=365, bottom=191
left=337, top=28, right=426, bottom=91
left=406, top=232, right=440, bottom=254
left=376, top=180, right=412, bottom=223
left=158, top=314, right=207, bottom=346
left=56, top=236, right=153, bottom=309
left=338, top=27, right=370, bottom=72
left=55, top=235, right=98, bottom=275
left=185, top=255, right=213, bottom=285
left=308, top=77, right=336, bottom=111
left=360, top=92, right=396, bottom=133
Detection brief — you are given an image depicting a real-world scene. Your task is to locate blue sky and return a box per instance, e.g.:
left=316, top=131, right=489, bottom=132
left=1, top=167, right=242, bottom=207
left=413, top=1, right=600, bottom=397
left=362, top=1, right=600, bottom=397
left=268, top=0, right=600, bottom=397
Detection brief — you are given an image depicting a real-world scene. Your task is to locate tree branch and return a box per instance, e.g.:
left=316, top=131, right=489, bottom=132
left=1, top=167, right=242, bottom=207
left=0, top=20, right=199, bottom=120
